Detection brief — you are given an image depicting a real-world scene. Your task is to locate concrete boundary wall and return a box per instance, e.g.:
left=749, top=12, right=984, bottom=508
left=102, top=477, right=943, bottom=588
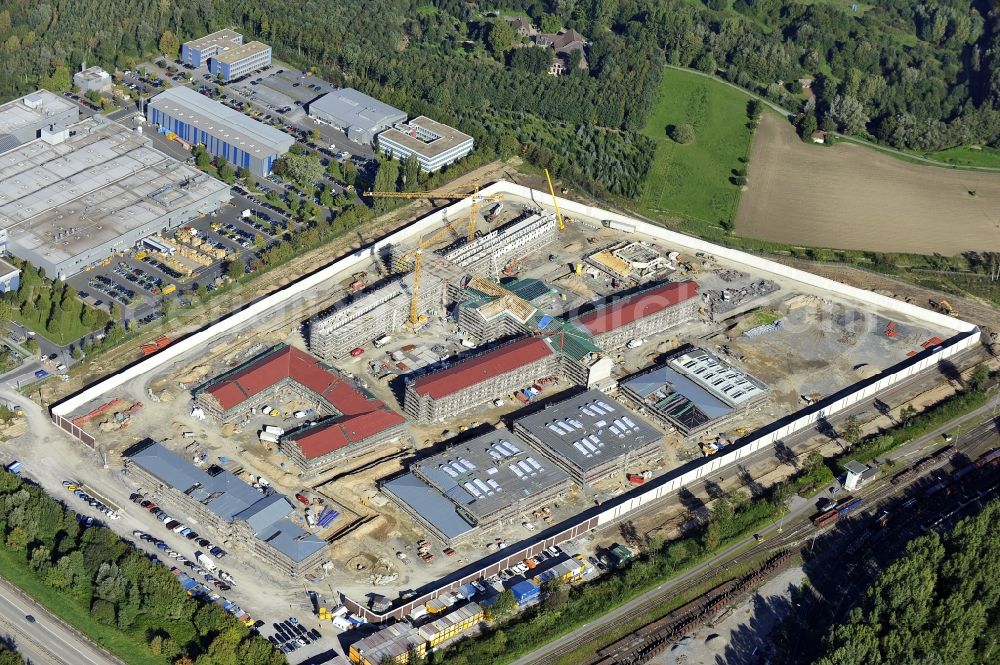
left=52, top=180, right=974, bottom=421
left=49, top=181, right=981, bottom=622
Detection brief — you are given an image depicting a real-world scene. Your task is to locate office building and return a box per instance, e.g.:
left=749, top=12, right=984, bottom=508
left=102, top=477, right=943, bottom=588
left=124, top=440, right=327, bottom=577
left=147, top=86, right=293, bottom=175
left=0, top=89, right=79, bottom=150
left=181, top=29, right=243, bottom=67
left=308, top=89, right=407, bottom=145
left=0, top=116, right=230, bottom=278
left=208, top=41, right=272, bottom=81
left=514, top=389, right=662, bottom=484
left=377, top=116, right=474, bottom=172
left=384, top=429, right=571, bottom=543
left=73, top=66, right=113, bottom=94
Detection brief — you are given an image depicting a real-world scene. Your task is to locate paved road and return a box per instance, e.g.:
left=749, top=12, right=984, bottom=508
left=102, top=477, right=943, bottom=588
left=0, top=576, right=122, bottom=665
left=664, top=64, right=1000, bottom=173
left=510, top=389, right=998, bottom=665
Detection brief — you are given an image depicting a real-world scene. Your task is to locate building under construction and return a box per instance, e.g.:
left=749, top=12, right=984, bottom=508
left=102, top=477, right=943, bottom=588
left=620, top=345, right=768, bottom=436
left=574, top=280, right=701, bottom=350
left=514, top=389, right=662, bottom=485
left=192, top=345, right=406, bottom=474
left=307, top=212, right=559, bottom=360
left=403, top=337, right=561, bottom=423
left=382, top=429, right=572, bottom=543
left=123, top=440, right=327, bottom=577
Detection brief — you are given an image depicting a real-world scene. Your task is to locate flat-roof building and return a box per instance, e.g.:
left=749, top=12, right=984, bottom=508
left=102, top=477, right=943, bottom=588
left=73, top=66, right=112, bottom=94
left=377, top=116, right=474, bottom=172
left=348, top=622, right=425, bottom=665
left=514, top=389, right=662, bottom=484
left=193, top=345, right=406, bottom=474
left=181, top=28, right=244, bottom=67
left=0, top=89, right=79, bottom=151
left=308, top=89, right=407, bottom=145
left=0, top=116, right=230, bottom=278
left=384, top=429, right=572, bottom=543
left=208, top=41, right=272, bottom=82
left=403, top=337, right=561, bottom=423
left=147, top=86, right=293, bottom=175
left=123, top=440, right=327, bottom=577
left=620, top=346, right=768, bottom=436
left=0, top=258, right=19, bottom=293
left=574, top=280, right=700, bottom=350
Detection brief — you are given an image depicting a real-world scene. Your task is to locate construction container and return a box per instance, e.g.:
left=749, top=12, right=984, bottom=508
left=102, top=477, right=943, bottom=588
left=510, top=580, right=540, bottom=606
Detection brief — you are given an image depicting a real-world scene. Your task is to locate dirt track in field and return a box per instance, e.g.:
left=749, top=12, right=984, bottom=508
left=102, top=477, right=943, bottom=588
left=737, top=114, right=1000, bottom=254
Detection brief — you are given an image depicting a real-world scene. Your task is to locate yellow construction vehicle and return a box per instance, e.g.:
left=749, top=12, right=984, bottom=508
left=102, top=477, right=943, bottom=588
left=544, top=168, right=566, bottom=231
left=364, top=188, right=503, bottom=241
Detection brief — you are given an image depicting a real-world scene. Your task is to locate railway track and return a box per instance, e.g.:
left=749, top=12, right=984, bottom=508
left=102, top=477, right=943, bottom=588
left=518, top=415, right=999, bottom=665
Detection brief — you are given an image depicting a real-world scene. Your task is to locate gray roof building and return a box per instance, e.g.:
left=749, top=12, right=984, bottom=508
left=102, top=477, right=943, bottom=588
left=0, top=116, right=231, bottom=278
left=384, top=429, right=572, bottom=543
left=308, top=89, right=407, bottom=145
left=124, top=440, right=327, bottom=574
left=0, top=89, right=79, bottom=148
left=514, top=389, right=662, bottom=484
left=147, top=86, right=294, bottom=176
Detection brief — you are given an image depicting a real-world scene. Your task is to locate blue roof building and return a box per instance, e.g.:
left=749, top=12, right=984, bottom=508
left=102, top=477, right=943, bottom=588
left=124, top=440, right=327, bottom=576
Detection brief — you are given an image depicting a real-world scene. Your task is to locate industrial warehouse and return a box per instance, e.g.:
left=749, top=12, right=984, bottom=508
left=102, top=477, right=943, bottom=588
left=0, top=89, right=79, bottom=148
left=192, top=345, right=407, bottom=475
left=123, top=440, right=327, bottom=576
left=0, top=110, right=231, bottom=278
left=307, top=89, right=407, bottom=145
left=383, top=428, right=573, bottom=542
left=147, top=86, right=294, bottom=175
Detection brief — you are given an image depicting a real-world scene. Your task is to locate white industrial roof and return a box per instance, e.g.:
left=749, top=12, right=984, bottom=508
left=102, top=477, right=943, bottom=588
left=0, top=90, right=77, bottom=137
left=0, top=117, right=229, bottom=267
left=148, top=86, right=293, bottom=157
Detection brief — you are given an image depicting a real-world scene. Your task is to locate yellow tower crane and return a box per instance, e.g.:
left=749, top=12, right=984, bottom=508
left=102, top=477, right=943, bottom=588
left=544, top=168, right=566, bottom=231
left=364, top=188, right=504, bottom=242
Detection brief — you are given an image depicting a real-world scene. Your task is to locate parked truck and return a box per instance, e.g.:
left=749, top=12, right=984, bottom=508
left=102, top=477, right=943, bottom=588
left=5, top=461, right=22, bottom=475
left=195, top=552, right=217, bottom=572
left=603, top=219, right=636, bottom=233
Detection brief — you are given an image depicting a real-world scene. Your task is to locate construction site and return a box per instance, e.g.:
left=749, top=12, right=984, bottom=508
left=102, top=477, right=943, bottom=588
left=48, top=180, right=966, bottom=617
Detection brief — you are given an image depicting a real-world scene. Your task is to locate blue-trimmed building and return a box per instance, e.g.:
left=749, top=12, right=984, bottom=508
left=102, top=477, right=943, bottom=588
left=180, top=28, right=243, bottom=68
left=208, top=41, right=271, bottom=82
left=147, top=86, right=293, bottom=176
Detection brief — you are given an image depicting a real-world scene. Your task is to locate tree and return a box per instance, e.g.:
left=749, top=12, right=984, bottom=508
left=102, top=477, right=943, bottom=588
left=968, top=364, right=990, bottom=392
left=371, top=158, right=401, bottom=213
left=486, top=21, right=515, bottom=58
left=195, top=148, right=211, bottom=169
left=668, top=124, right=695, bottom=144
left=226, top=260, right=246, bottom=281
left=39, top=63, right=72, bottom=91
left=489, top=590, right=517, bottom=623
left=90, top=598, right=116, bottom=625
left=796, top=113, right=818, bottom=141
left=217, top=161, right=236, bottom=184
left=273, top=153, right=323, bottom=186
left=159, top=31, right=180, bottom=57
left=841, top=415, right=863, bottom=446
left=826, top=95, right=869, bottom=135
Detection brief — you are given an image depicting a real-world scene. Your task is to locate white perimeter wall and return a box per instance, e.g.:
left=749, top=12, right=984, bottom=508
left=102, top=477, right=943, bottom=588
left=51, top=182, right=981, bottom=615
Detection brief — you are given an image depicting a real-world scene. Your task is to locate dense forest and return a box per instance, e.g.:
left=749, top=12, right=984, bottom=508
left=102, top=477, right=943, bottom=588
left=809, top=498, right=1000, bottom=664
left=0, top=470, right=285, bottom=665
left=0, top=0, right=995, bottom=193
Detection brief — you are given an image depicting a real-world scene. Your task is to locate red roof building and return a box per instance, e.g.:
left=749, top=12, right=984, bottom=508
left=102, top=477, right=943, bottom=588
left=194, top=345, right=407, bottom=474
left=404, top=337, right=559, bottom=422
left=410, top=337, right=553, bottom=399
left=575, top=281, right=699, bottom=336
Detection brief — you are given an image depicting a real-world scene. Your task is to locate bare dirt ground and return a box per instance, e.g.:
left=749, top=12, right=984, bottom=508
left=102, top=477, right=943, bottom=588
left=737, top=114, right=1000, bottom=254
